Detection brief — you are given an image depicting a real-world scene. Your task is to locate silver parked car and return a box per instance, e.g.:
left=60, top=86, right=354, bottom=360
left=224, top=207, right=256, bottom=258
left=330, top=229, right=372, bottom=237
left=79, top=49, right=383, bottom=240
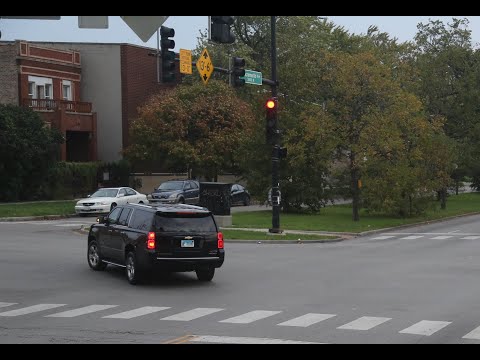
left=75, top=187, right=149, bottom=216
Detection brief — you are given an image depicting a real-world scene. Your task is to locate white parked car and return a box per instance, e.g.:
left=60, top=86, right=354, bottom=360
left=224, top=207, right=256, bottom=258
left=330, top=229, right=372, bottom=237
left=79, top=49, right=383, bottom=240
left=75, top=187, right=149, bottom=216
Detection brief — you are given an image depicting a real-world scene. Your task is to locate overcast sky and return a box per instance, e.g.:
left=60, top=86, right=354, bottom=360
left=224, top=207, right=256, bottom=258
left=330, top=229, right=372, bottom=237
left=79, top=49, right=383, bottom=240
left=2, top=16, right=480, bottom=51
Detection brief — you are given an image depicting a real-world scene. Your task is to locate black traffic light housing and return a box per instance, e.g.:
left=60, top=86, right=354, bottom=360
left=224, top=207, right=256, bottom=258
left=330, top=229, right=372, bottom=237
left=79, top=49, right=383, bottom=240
left=209, top=16, right=235, bottom=44
left=231, top=57, right=245, bottom=87
left=160, top=26, right=175, bottom=83
left=266, top=98, right=278, bottom=144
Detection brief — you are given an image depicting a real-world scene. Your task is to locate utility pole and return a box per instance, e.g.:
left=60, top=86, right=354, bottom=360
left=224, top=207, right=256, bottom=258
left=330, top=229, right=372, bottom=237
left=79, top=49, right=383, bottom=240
left=269, top=15, right=281, bottom=234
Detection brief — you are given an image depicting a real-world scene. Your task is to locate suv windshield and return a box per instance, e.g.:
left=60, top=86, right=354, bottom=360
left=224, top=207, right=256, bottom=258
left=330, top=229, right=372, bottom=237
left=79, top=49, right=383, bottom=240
left=153, top=213, right=216, bottom=232
left=158, top=181, right=184, bottom=191
left=90, top=189, right=119, bottom=198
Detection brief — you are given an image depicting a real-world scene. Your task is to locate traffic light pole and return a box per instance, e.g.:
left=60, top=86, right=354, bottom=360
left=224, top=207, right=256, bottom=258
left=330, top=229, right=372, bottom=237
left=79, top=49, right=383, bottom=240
left=269, top=15, right=281, bottom=234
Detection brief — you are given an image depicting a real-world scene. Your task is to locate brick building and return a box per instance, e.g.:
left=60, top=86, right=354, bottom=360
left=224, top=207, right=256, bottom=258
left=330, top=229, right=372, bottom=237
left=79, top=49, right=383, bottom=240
left=0, top=40, right=178, bottom=164
left=0, top=40, right=97, bottom=161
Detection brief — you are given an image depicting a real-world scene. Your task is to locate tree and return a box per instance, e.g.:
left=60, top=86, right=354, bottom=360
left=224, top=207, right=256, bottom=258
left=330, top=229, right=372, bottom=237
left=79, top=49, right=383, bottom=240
left=0, top=104, right=63, bottom=201
left=124, top=81, right=257, bottom=181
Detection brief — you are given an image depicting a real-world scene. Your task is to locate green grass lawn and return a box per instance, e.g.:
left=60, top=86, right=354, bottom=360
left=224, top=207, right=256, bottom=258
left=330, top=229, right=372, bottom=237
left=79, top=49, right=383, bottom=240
left=0, top=200, right=77, bottom=217
left=1, top=193, right=480, bottom=235
left=221, top=229, right=336, bottom=241
left=231, top=193, right=480, bottom=233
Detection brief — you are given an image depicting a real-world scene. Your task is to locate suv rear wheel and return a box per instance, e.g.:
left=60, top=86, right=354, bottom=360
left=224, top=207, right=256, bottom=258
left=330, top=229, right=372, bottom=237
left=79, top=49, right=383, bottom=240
left=88, top=240, right=107, bottom=271
left=126, top=251, right=142, bottom=285
left=196, top=267, right=215, bottom=281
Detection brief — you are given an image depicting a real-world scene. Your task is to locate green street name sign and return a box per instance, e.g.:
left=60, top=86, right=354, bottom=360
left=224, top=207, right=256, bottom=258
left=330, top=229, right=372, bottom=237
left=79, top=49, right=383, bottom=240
left=241, top=69, right=262, bottom=86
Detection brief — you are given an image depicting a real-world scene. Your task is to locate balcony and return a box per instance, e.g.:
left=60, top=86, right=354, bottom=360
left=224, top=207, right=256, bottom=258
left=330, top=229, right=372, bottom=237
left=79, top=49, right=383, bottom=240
left=23, top=98, right=92, bottom=113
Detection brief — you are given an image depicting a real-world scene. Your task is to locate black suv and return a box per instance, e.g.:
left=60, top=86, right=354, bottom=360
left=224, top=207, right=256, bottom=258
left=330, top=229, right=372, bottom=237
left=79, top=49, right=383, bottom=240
left=87, top=203, right=225, bottom=285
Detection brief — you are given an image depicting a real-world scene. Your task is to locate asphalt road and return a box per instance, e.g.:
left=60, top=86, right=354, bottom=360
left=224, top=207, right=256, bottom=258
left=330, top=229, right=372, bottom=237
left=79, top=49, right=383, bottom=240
left=2, top=214, right=480, bottom=343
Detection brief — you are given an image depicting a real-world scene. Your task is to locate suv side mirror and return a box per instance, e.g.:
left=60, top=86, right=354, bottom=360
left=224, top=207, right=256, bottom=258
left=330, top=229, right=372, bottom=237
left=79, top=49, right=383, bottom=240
left=97, top=216, right=107, bottom=224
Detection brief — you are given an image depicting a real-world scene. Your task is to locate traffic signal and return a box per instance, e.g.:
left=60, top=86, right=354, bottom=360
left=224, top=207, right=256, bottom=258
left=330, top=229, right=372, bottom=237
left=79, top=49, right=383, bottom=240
left=209, top=16, right=235, bottom=44
left=160, top=26, right=175, bottom=83
left=266, top=98, right=278, bottom=144
left=231, top=57, right=245, bottom=87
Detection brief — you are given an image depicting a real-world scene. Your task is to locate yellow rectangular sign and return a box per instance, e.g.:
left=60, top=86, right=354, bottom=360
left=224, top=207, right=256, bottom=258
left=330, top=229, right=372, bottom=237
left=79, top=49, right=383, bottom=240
left=179, top=49, right=192, bottom=75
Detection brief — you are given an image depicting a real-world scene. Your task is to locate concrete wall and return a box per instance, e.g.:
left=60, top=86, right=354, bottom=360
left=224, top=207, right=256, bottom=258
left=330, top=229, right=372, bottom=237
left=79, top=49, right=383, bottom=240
left=33, top=42, right=123, bottom=162
left=0, top=42, right=19, bottom=105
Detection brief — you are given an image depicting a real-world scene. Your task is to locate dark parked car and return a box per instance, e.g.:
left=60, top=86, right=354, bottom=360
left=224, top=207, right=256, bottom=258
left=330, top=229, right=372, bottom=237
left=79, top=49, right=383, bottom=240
left=150, top=179, right=200, bottom=205
left=87, top=203, right=225, bottom=285
left=230, top=184, right=251, bottom=206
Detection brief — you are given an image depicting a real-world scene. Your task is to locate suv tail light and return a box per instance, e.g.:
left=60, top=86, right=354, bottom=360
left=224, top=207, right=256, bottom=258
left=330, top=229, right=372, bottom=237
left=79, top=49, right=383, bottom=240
left=147, top=232, right=156, bottom=249
left=217, top=232, right=224, bottom=249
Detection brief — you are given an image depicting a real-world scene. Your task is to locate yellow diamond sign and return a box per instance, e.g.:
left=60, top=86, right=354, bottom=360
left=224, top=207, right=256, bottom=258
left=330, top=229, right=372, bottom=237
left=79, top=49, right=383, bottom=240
left=196, top=48, right=214, bottom=85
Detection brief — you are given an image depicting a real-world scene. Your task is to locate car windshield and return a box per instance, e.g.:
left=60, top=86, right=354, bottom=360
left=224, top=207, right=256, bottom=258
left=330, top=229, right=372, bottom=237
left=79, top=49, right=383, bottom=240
left=90, top=189, right=119, bottom=198
left=158, top=182, right=184, bottom=191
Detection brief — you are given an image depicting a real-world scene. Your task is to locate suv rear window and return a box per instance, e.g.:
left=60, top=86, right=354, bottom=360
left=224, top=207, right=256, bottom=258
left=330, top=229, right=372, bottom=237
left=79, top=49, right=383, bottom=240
left=153, top=213, right=216, bottom=232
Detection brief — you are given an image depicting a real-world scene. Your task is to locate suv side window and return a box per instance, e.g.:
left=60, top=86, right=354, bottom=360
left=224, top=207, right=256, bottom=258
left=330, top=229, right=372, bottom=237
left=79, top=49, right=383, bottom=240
left=129, top=209, right=153, bottom=231
left=184, top=182, right=191, bottom=190
left=190, top=181, right=199, bottom=189
left=107, top=207, right=123, bottom=224
left=118, top=208, right=132, bottom=226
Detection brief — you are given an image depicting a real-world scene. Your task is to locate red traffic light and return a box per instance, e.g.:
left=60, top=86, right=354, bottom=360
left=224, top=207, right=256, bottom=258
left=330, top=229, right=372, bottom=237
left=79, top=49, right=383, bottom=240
left=266, top=99, right=276, bottom=109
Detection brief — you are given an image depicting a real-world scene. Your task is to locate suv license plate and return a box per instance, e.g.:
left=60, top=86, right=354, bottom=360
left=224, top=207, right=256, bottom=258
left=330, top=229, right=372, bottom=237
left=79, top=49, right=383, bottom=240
left=181, top=240, right=194, bottom=248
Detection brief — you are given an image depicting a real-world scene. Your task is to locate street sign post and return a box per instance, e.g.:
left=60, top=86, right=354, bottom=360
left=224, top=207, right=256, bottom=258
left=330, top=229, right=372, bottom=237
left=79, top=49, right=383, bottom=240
left=241, top=69, right=262, bottom=85
left=179, top=49, right=192, bottom=75
left=196, top=48, right=214, bottom=85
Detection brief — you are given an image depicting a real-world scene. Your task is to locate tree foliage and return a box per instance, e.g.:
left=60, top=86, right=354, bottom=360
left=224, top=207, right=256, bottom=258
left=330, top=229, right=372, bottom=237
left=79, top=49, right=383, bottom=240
left=0, top=104, right=63, bottom=201
left=124, top=81, right=257, bottom=181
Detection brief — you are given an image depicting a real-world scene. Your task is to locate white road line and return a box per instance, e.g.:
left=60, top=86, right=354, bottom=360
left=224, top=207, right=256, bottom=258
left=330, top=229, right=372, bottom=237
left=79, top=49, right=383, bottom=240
left=338, top=316, right=391, bottom=330
left=462, top=325, right=480, bottom=340
left=160, top=308, right=224, bottom=321
left=45, top=305, right=118, bottom=318
left=399, top=320, right=451, bottom=336
left=219, top=310, right=282, bottom=324
left=0, top=302, right=17, bottom=308
left=0, top=304, right=66, bottom=317
left=400, top=236, right=424, bottom=240
left=277, top=313, right=336, bottom=327
left=461, top=236, right=480, bottom=240
left=190, top=335, right=324, bottom=344
left=371, top=236, right=395, bottom=240
left=431, top=236, right=453, bottom=240
left=103, top=306, right=170, bottom=319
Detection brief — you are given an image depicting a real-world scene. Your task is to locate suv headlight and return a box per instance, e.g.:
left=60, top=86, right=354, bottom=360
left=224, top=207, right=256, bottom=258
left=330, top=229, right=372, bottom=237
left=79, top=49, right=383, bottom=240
left=168, top=193, right=178, bottom=199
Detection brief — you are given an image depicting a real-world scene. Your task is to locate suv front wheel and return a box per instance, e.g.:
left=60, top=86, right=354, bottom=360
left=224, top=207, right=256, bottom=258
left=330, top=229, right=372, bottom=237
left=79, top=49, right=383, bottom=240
left=196, top=267, right=215, bottom=281
left=88, top=240, right=107, bottom=271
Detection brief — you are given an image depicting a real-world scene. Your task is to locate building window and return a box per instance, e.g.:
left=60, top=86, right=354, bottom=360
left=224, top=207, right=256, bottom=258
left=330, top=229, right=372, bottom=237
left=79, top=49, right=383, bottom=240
left=62, top=81, right=72, bottom=101
left=44, top=84, right=52, bottom=99
left=28, top=82, right=35, bottom=98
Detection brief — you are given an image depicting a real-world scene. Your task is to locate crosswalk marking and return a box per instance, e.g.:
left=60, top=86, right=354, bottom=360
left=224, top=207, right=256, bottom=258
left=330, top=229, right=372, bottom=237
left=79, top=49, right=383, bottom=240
left=45, top=305, right=118, bottom=318
left=0, top=302, right=17, bottom=309
left=277, top=313, right=336, bottom=327
left=400, top=236, right=424, bottom=240
left=0, top=304, right=66, bottom=317
left=399, top=320, right=451, bottom=336
left=190, top=335, right=323, bottom=344
left=371, top=236, right=395, bottom=240
left=338, top=316, right=391, bottom=330
left=431, top=236, right=453, bottom=240
left=103, top=306, right=170, bottom=319
left=160, top=308, right=223, bottom=321
left=462, top=325, right=480, bottom=340
left=219, top=310, right=282, bottom=324
left=461, top=236, right=480, bottom=240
